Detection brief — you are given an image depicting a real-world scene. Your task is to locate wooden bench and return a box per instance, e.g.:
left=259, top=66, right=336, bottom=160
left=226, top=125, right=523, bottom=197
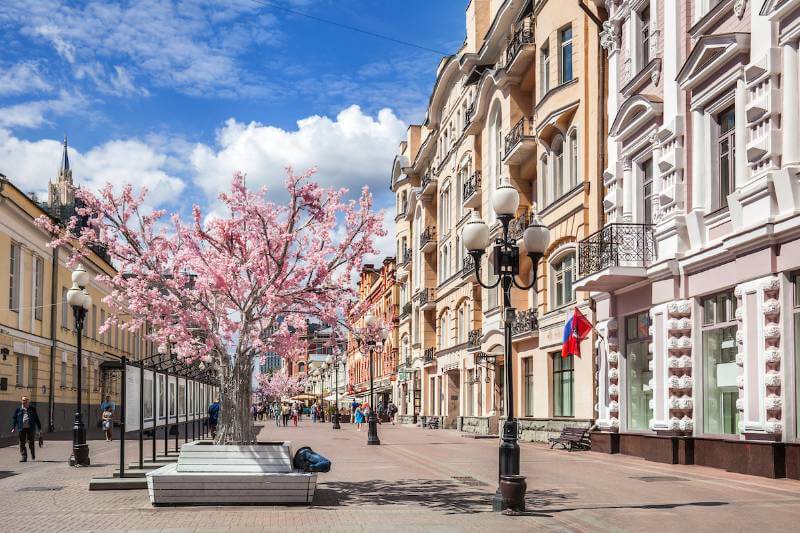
left=426, top=416, right=440, bottom=429
left=548, top=427, right=590, bottom=451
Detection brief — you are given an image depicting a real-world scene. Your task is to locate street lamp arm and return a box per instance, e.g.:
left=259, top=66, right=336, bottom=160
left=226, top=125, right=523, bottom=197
left=510, top=260, right=540, bottom=291
left=471, top=252, right=502, bottom=290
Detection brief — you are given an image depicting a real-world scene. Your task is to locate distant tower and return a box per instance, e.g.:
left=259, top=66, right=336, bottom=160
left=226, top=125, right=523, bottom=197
left=48, top=135, right=75, bottom=208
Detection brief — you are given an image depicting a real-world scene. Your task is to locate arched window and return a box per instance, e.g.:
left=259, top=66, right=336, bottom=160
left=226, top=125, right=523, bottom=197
left=569, top=129, right=578, bottom=188
left=551, top=252, right=576, bottom=308
left=458, top=306, right=465, bottom=343
left=552, top=134, right=565, bottom=199
left=488, top=106, right=502, bottom=224
left=540, top=155, right=549, bottom=205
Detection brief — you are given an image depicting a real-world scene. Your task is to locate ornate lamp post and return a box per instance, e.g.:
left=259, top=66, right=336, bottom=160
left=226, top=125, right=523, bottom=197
left=67, top=264, right=92, bottom=467
left=461, top=178, right=550, bottom=512
left=359, top=312, right=388, bottom=446
left=326, top=351, right=342, bottom=429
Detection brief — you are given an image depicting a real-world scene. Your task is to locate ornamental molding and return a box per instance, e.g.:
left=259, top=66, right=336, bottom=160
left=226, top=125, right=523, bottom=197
left=733, top=0, right=746, bottom=19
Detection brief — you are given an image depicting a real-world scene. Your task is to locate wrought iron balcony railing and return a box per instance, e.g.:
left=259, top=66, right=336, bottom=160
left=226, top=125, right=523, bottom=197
left=504, top=117, right=534, bottom=159
left=508, top=211, right=532, bottom=240
left=577, top=223, right=656, bottom=278
left=400, top=247, right=411, bottom=266
left=421, top=169, right=436, bottom=191
left=462, top=171, right=481, bottom=203
left=419, top=226, right=437, bottom=250
left=467, top=329, right=481, bottom=350
left=423, top=347, right=435, bottom=363
left=506, top=20, right=534, bottom=66
left=400, top=302, right=412, bottom=319
left=419, top=287, right=436, bottom=307
left=463, top=102, right=475, bottom=132
left=461, top=254, right=475, bottom=276
left=511, top=308, right=539, bottom=337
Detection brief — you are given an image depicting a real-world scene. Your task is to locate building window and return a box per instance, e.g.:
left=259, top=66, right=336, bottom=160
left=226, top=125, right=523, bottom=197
left=552, top=353, right=574, bottom=417
left=640, top=6, right=651, bottom=68
left=72, top=361, right=78, bottom=388
left=9, top=242, right=21, bottom=312
left=34, top=256, right=44, bottom=321
left=100, top=309, right=106, bottom=341
left=569, top=130, right=578, bottom=189
left=60, top=360, right=67, bottom=387
left=716, top=106, right=736, bottom=209
left=552, top=253, right=576, bottom=308
left=625, top=311, right=652, bottom=430
left=540, top=43, right=550, bottom=95
left=458, top=307, right=465, bottom=344
left=28, top=357, right=36, bottom=388
left=642, top=158, right=654, bottom=224
left=702, top=291, right=739, bottom=435
left=794, top=275, right=800, bottom=438
left=541, top=155, right=549, bottom=205
left=62, top=287, right=68, bottom=328
left=552, top=134, right=565, bottom=198
left=16, top=355, right=24, bottom=385
left=559, top=26, right=573, bottom=84
left=524, top=357, right=535, bottom=417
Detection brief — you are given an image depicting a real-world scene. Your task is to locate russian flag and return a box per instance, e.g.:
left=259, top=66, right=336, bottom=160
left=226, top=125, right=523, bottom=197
left=562, top=307, right=592, bottom=358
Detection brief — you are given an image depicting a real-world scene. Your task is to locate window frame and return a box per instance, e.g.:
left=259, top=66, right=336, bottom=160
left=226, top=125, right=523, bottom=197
left=700, top=290, right=739, bottom=436
left=641, top=158, right=654, bottom=225
left=9, top=242, right=21, bottom=312
left=524, top=356, right=535, bottom=417
left=540, top=42, right=550, bottom=96
left=34, top=255, right=44, bottom=321
left=559, top=25, right=573, bottom=84
left=551, top=252, right=576, bottom=309
left=640, top=6, right=651, bottom=69
left=552, top=353, right=574, bottom=417
left=715, top=106, right=736, bottom=210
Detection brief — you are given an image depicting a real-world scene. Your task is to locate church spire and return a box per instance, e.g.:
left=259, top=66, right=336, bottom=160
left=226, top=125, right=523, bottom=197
left=60, top=134, right=70, bottom=173
left=48, top=133, right=74, bottom=209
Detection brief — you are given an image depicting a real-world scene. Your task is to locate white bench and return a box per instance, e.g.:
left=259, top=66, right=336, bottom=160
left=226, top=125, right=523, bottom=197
left=146, top=441, right=317, bottom=505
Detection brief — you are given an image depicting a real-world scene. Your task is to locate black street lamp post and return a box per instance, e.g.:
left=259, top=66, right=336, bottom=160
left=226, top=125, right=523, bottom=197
left=462, top=178, right=550, bottom=513
left=359, top=314, right=388, bottom=446
left=327, top=350, right=342, bottom=429
left=67, top=264, right=92, bottom=467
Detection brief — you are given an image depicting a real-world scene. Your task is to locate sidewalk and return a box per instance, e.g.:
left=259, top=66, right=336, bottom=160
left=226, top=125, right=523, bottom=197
left=0, top=419, right=798, bottom=532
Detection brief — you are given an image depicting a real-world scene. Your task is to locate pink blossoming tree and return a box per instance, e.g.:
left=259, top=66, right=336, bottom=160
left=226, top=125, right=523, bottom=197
left=38, top=170, right=384, bottom=444
left=256, top=373, right=307, bottom=401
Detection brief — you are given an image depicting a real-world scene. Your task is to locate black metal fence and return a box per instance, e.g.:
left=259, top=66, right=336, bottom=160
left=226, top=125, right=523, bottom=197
left=577, top=223, right=655, bottom=278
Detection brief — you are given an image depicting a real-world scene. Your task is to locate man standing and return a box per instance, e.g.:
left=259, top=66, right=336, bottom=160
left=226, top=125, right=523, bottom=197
left=350, top=399, right=359, bottom=424
left=100, top=394, right=115, bottom=414
left=10, top=396, right=42, bottom=462
left=387, top=401, right=397, bottom=425
left=208, top=398, right=220, bottom=439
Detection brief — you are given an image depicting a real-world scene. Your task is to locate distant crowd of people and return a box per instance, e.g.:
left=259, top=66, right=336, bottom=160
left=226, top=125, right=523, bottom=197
left=248, top=399, right=399, bottom=430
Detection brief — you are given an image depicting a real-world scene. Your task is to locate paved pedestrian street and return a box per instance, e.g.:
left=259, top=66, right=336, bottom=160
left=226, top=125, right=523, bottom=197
left=0, top=421, right=798, bottom=532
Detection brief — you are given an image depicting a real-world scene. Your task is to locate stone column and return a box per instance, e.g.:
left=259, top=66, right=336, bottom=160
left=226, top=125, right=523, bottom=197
left=735, top=77, right=748, bottom=188
left=691, top=109, right=706, bottom=211
left=622, top=158, right=634, bottom=222
left=783, top=40, right=800, bottom=166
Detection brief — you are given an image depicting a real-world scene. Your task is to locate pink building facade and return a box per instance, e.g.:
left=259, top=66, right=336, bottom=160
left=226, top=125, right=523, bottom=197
left=578, top=0, right=800, bottom=478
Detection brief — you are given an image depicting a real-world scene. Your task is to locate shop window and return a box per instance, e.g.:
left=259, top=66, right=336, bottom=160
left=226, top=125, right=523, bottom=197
left=626, top=311, right=652, bottom=430
left=701, top=291, right=739, bottom=435
left=552, top=353, right=573, bottom=417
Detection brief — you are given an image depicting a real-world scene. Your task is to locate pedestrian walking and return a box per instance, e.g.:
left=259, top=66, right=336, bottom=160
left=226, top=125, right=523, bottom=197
left=376, top=402, right=385, bottom=424
left=350, top=399, right=359, bottom=424
left=311, top=402, right=318, bottom=423
left=208, top=398, right=220, bottom=439
left=10, top=396, right=41, bottom=462
left=354, top=404, right=365, bottom=431
left=291, top=404, right=299, bottom=427
left=281, top=403, right=290, bottom=427
left=251, top=404, right=258, bottom=421
left=102, top=405, right=114, bottom=441
left=387, top=401, right=398, bottom=425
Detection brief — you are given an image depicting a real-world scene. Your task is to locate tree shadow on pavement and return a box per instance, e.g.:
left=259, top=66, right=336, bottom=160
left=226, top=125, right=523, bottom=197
left=314, top=480, right=576, bottom=515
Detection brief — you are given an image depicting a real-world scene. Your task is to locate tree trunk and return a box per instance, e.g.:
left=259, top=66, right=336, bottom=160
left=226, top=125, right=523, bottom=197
left=215, top=353, right=256, bottom=444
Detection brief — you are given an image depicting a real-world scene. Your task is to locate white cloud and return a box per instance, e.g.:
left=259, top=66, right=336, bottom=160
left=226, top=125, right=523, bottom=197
left=0, top=90, right=90, bottom=129
left=189, top=105, right=405, bottom=199
left=0, top=129, right=185, bottom=206
left=74, top=63, right=149, bottom=97
left=0, top=61, right=52, bottom=97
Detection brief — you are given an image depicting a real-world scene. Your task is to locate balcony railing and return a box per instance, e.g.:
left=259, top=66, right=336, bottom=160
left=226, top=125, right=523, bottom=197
left=462, top=171, right=481, bottom=204
left=578, top=223, right=656, bottom=278
left=419, top=226, right=437, bottom=250
left=504, top=117, right=534, bottom=160
left=400, top=302, right=412, bottom=320
left=419, top=287, right=436, bottom=307
left=461, top=254, right=475, bottom=276
left=511, top=308, right=539, bottom=337
left=395, top=205, right=407, bottom=221
left=423, top=347, right=435, bottom=364
left=508, top=211, right=532, bottom=240
left=506, top=20, right=534, bottom=66
left=400, top=247, right=411, bottom=266
left=463, top=102, right=475, bottom=132
left=421, top=169, right=436, bottom=192
left=467, top=329, right=481, bottom=350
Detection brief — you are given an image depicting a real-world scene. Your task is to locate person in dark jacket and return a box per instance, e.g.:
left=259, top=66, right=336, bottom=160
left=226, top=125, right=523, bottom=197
left=10, top=396, right=42, bottom=462
left=208, top=398, right=220, bottom=439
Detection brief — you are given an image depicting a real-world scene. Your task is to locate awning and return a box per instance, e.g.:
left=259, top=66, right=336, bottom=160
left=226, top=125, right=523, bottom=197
left=290, top=393, right=317, bottom=401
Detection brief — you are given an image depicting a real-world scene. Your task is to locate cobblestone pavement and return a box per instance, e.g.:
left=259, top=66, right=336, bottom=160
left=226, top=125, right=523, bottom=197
left=1, top=419, right=799, bottom=532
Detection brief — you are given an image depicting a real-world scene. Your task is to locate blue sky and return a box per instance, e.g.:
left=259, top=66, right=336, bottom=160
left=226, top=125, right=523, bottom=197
left=0, top=0, right=465, bottom=255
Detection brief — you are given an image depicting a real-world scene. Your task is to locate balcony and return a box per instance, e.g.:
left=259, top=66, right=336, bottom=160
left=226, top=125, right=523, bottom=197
left=389, top=304, right=399, bottom=325
left=574, top=223, right=656, bottom=292
left=467, top=329, right=481, bottom=351
left=397, top=247, right=411, bottom=281
left=423, top=347, right=436, bottom=366
left=511, top=308, right=539, bottom=338
left=505, top=18, right=534, bottom=77
left=503, top=117, right=536, bottom=164
left=420, top=169, right=437, bottom=198
left=420, top=226, right=437, bottom=253
left=463, top=102, right=475, bottom=133
left=418, top=287, right=436, bottom=311
left=394, top=205, right=407, bottom=223
left=461, top=254, right=476, bottom=282
left=399, top=302, right=412, bottom=321
left=462, top=171, right=481, bottom=208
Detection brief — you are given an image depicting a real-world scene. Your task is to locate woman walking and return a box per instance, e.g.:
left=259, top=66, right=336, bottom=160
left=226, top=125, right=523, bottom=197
left=291, top=404, right=299, bottom=427
left=102, top=405, right=114, bottom=442
left=354, top=403, right=365, bottom=431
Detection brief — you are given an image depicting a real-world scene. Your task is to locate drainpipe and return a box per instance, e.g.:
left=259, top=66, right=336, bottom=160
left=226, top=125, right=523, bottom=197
left=48, top=246, right=58, bottom=432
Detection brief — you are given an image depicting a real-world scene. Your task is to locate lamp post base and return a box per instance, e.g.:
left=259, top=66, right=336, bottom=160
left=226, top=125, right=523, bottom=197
left=493, top=418, right=521, bottom=511
left=366, top=414, right=380, bottom=445
left=69, top=444, right=90, bottom=467
left=332, top=413, right=341, bottom=430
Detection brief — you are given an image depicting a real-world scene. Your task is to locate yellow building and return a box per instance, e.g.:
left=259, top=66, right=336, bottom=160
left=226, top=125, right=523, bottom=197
left=391, top=0, right=605, bottom=440
left=0, top=139, right=149, bottom=438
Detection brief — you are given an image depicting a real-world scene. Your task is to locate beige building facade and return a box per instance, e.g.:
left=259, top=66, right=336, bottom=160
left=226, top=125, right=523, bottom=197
left=391, top=0, right=606, bottom=441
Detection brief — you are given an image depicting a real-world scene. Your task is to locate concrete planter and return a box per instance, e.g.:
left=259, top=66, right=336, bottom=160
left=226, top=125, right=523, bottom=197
left=146, top=441, right=317, bottom=505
